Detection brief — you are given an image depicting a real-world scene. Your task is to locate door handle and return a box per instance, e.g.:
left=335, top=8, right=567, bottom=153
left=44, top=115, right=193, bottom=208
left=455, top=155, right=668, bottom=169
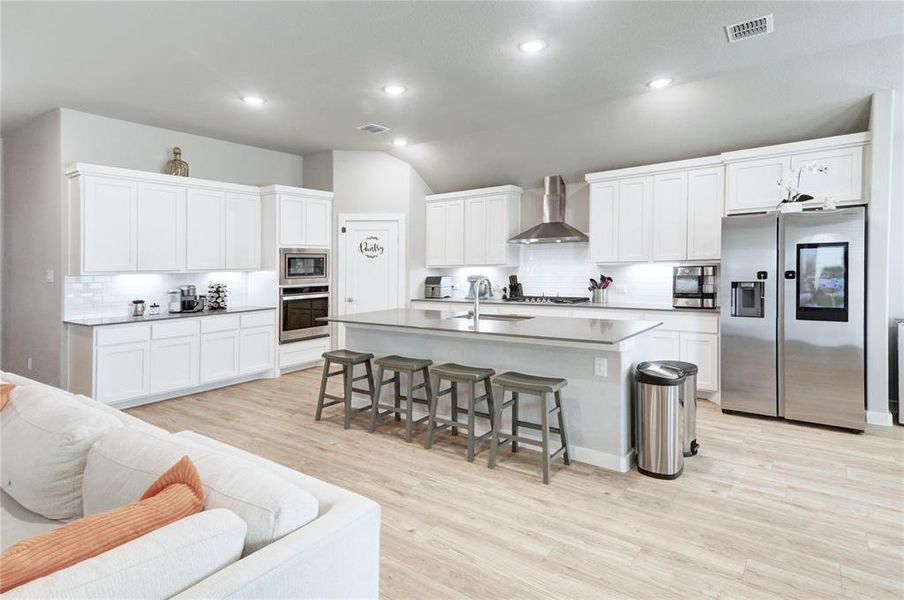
left=346, top=297, right=354, bottom=303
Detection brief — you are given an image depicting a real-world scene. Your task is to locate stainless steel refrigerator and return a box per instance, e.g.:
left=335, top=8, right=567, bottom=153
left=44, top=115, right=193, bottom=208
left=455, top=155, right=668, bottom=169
left=720, top=207, right=865, bottom=431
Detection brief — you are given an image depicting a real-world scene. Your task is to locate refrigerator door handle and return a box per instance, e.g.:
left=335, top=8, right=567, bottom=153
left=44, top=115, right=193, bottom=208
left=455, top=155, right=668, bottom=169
left=784, top=270, right=796, bottom=279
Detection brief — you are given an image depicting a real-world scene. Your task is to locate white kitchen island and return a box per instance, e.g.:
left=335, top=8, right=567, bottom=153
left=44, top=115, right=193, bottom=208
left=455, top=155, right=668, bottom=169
left=327, top=308, right=661, bottom=472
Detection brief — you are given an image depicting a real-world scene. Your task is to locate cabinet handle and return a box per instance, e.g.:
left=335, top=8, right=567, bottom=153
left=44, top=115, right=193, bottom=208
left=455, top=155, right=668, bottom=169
left=346, top=297, right=354, bottom=303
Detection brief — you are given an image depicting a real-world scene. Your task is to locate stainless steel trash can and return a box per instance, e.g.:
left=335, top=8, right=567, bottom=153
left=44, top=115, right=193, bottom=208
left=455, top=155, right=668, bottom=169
left=659, top=360, right=699, bottom=457
left=634, top=362, right=685, bottom=479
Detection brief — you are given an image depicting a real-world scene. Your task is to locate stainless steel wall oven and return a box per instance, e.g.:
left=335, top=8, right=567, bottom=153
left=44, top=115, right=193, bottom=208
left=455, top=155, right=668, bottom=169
left=280, top=285, right=329, bottom=343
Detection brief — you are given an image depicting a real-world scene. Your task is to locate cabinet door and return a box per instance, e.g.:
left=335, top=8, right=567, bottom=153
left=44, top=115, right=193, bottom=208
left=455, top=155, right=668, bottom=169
left=651, top=330, right=681, bottom=361
left=186, top=188, right=226, bottom=270
left=95, top=342, right=149, bottom=403
left=425, top=202, right=446, bottom=267
left=791, top=146, right=863, bottom=203
left=150, top=335, right=199, bottom=393
left=726, top=157, right=790, bottom=214
left=464, top=198, right=487, bottom=265
left=652, top=172, right=688, bottom=261
left=83, top=176, right=139, bottom=273
left=617, top=177, right=652, bottom=262
left=589, top=182, right=618, bottom=263
left=240, top=326, right=275, bottom=374
left=225, top=192, right=261, bottom=270
left=687, top=167, right=724, bottom=260
left=137, top=182, right=185, bottom=272
left=680, top=332, right=719, bottom=392
left=304, top=197, right=331, bottom=247
left=484, top=196, right=509, bottom=265
left=444, top=200, right=465, bottom=266
left=278, top=195, right=306, bottom=246
left=199, top=330, right=240, bottom=383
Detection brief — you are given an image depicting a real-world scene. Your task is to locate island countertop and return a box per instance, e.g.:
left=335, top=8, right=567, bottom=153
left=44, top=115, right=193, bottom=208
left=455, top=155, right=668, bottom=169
left=325, top=308, right=661, bottom=346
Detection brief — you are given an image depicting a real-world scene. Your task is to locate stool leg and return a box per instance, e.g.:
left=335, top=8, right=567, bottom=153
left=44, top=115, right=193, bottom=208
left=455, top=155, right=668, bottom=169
left=555, top=390, right=571, bottom=465
left=484, top=378, right=496, bottom=430
left=511, top=391, right=520, bottom=453
left=369, top=365, right=385, bottom=433
left=404, top=370, right=416, bottom=442
left=343, top=364, right=353, bottom=430
left=425, top=372, right=441, bottom=449
left=364, top=360, right=375, bottom=408
left=540, top=392, right=550, bottom=484
left=393, top=373, right=402, bottom=422
left=466, top=381, right=477, bottom=462
left=488, top=387, right=505, bottom=469
left=315, top=359, right=331, bottom=421
left=450, top=381, right=459, bottom=436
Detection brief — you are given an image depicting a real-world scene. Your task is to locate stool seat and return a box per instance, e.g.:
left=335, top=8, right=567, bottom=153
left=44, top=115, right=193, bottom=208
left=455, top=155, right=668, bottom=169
left=374, top=354, right=433, bottom=371
left=431, top=363, right=496, bottom=382
left=322, top=349, right=374, bottom=364
left=493, top=371, right=567, bottom=393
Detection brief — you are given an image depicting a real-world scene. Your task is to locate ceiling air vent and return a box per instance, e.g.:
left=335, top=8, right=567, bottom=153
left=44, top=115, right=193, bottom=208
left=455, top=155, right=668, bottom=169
left=357, top=123, right=390, bottom=134
left=725, top=13, right=774, bottom=43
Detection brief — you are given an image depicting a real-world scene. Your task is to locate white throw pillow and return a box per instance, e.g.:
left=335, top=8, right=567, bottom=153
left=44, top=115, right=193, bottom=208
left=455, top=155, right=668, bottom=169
left=1, top=386, right=122, bottom=520
left=83, top=427, right=319, bottom=554
left=5, top=509, right=247, bottom=599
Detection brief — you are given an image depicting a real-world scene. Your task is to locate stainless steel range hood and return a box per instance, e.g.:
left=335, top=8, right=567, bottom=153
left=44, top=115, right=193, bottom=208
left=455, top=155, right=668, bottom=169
left=508, top=175, right=589, bottom=244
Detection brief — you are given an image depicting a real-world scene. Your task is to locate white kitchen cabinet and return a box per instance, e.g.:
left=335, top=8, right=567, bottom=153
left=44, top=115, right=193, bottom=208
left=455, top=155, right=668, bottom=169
left=278, top=195, right=306, bottom=246
left=276, top=191, right=332, bottom=248
left=95, top=342, right=149, bottom=403
left=725, top=156, right=789, bottom=214
left=81, top=175, right=139, bottom=273
left=651, top=172, right=688, bottom=261
left=679, top=332, right=719, bottom=392
left=616, top=177, right=652, bottom=262
left=589, top=181, right=618, bottom=263
left=790, top=145, right=863, bottom=204
left=137, top=182, right=186, bottom=272
left=186, top=188, right=226, bottom=270
left=200, top=329, right=240, bottom=383
left=150, top=336, right=199, bottom=393
left=425, top=199, right=465, bottom=267
left=651, top=330, right=681, bottom=361
left=240, top=326, right=275, bottom=374
left=225, top=192, right=261, bottom=270
left=484, top=196, right=510, bottom=265
left=686, top=167, right=724, bottom=260
left=464, top=198, right=487, bottom=265
left=304, top=197, right=331, bottom=247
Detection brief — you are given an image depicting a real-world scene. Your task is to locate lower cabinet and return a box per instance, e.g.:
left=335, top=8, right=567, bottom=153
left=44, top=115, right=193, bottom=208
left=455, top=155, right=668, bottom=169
left=96, top=342, right=150, bottom=403
left=200, top=330, right=241, bottom=384
left=679, top=332, right=719, bottom=392
left=650, top=330, right=681, bottom=361
left=150, top=335, right=199, bottom=393
left=240, top=326, right=275, bottom=374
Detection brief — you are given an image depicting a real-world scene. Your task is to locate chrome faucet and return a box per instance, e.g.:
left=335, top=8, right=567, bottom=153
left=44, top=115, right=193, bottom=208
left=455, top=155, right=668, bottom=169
left=467, top=275, right=490, bottom=323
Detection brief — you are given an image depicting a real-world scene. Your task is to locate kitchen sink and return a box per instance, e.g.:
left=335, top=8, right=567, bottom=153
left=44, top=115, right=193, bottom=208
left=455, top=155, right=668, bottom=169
left=450, top=313, right=534, bottom=321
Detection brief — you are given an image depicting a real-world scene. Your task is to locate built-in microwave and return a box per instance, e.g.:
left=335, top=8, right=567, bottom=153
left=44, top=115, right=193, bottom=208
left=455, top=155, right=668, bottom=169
left=280, top=248, right=329, bottom=286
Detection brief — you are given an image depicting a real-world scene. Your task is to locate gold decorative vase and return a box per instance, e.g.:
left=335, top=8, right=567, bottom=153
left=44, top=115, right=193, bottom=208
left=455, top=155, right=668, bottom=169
left=165, top=146, right=189, bottom=177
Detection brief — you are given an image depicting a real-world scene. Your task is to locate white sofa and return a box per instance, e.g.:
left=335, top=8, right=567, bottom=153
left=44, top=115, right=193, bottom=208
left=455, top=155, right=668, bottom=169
left=0, top=372, right=381, bottom=599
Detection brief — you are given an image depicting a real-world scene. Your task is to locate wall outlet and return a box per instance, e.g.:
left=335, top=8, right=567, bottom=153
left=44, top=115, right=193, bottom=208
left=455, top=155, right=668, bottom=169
left=27, top=357, right=33, bottom=370
left=613, top=285, right=627, bottom=295
left=45, top=269, right=55, bottom=283
left=594, top=357, right=608, bottom=377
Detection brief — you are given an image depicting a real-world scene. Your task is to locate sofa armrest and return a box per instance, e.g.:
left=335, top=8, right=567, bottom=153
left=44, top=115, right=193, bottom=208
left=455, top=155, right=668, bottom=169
left=171, top=431, right=381, bottom=600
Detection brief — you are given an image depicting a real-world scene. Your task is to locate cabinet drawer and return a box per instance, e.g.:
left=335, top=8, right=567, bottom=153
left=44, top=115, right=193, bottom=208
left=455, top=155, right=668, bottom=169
left=646, top=312, right=719, bottom=334
left=279, top=337, right=330, bottom=368
left=241, top=310, right=275, bottom=328
left=200, top=315, right=241, bottom=333
left=152, top=319, right=199, bottom=340
left=96, top=325, right=151, bottom=347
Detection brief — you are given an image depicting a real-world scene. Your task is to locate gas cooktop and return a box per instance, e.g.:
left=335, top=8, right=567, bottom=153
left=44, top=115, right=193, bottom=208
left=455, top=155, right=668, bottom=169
left=504, top=295, right=589, bottom=305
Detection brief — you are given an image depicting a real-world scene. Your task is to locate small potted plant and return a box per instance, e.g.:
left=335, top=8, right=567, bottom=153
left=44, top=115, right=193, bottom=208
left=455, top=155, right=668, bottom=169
left=776, top=161, right=828, bottom=212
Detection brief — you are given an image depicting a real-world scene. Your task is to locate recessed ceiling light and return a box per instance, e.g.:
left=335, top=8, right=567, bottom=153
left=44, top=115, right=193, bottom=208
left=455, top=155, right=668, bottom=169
left=382, top=84, right=407, bottom=96
left=392, top=138, right=408, bottom=147
left=647, top=78, right=673, bottom=89
left=240, top=95, right=266, bottom=106
left=518, top=39, right=548, bottom=54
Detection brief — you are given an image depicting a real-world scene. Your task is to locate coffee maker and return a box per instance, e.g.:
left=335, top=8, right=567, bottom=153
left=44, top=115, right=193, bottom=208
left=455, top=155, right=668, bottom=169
left=170, top=285, right=206, bottom=313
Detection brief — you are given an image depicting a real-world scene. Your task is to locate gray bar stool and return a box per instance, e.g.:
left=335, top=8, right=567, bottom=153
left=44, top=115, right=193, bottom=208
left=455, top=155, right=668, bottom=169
left=488, top=371, right=571, bottom=484
left=370, top=355, right=434, bottom=442
left=425, top=363, right=496, bottom=462
left=316, top=349, right=376, bottom=429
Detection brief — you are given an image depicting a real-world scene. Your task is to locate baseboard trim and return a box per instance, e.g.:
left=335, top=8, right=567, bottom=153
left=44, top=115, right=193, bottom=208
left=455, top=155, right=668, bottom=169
left=866, top=410, right=894, bottom=426
left=569, top=445, right=634, bottom=473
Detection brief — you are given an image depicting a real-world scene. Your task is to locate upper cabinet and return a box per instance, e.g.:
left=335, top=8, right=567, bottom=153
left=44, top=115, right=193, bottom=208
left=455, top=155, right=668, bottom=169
left=686, top=167, right=724, bottom=261
left=723, top=132, right=869, bottom=214
left=67, top=164, right=262, bottom=275
left=265, top=186, right=332, bottom=248
left=425, top=185, right=520, bottom=268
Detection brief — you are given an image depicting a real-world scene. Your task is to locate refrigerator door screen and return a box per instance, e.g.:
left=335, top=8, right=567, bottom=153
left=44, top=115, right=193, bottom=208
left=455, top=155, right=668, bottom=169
left=796, top=242, right=848, bottom=322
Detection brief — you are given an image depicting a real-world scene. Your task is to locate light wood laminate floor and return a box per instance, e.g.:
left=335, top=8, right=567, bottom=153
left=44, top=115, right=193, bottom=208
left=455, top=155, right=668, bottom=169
left=128, top=368, right=904, bottom=599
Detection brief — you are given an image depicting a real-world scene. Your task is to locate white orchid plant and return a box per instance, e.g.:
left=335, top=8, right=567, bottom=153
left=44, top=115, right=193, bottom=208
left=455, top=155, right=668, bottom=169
left=777, top=160, right=829, bottom=205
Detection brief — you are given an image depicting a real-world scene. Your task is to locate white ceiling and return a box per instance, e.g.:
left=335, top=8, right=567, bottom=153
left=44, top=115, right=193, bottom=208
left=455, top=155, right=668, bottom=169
left=3, top=1, right=902, bottom=191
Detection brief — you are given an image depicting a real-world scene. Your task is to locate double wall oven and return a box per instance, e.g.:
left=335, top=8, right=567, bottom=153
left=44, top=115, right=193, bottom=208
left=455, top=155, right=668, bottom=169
left=280, top=248, right=330, bottom=343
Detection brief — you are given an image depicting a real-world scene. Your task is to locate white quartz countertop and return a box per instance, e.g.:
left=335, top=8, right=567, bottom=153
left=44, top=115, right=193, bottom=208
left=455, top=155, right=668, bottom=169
left=326, top=308, right=661, bottom=345
left=64, top=306, right=276, bottom=327
left=412, top=297, right=718, bottom=313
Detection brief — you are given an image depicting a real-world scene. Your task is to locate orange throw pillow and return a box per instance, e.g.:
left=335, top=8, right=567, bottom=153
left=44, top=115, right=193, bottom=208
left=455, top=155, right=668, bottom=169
left=0, top=456, right=205, bottom=592
left=0, top=383, right=15, bottom=411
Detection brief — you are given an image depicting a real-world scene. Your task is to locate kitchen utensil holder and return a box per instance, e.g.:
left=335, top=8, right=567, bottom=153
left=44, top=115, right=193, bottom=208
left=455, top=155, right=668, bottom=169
left=591, top=289, right=607, bottom=304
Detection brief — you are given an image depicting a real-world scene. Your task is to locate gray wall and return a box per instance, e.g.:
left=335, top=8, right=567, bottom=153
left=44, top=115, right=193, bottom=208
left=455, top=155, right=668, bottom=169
left=1, top=110, right=63, bottom=384
left=302, top=150, right=334, bottom=192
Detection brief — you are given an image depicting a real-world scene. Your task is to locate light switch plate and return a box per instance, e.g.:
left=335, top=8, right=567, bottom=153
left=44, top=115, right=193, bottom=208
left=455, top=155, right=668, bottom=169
left=594, top=357, right=608, bottom=377
left=45, top=269, right=54, bottom=283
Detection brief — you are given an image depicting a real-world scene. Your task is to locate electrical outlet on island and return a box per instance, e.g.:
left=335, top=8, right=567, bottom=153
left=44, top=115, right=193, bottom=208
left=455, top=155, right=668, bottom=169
left=594, top=357, right=608, bottom=377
